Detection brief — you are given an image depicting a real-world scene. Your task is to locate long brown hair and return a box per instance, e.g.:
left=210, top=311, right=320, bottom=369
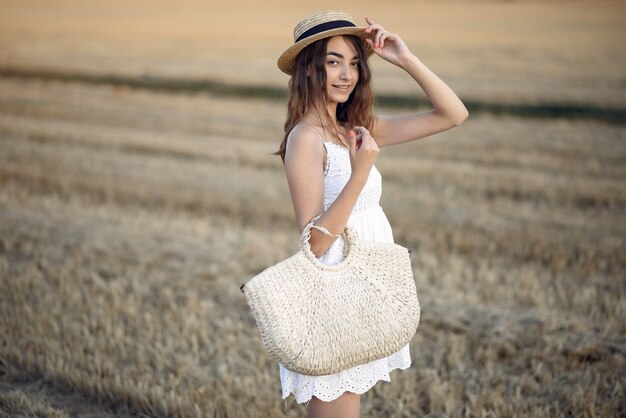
left=273, top=35, right=374, bottom=164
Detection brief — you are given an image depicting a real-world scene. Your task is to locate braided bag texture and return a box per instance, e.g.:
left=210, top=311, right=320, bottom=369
left=240, top=215, right=420, bottom=376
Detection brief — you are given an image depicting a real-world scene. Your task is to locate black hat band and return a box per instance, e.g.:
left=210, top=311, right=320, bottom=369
left=296, top=20, right=356, bottom=43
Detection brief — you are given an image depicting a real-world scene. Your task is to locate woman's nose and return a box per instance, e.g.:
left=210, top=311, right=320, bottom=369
left=340, top=65, right=353, bottom=80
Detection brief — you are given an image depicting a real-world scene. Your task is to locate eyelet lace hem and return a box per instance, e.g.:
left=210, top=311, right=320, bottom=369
left=280, top=343, right=412, bottom=405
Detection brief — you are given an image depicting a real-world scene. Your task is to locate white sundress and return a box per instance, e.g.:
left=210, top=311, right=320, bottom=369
left=279, top=123, right=412, bottom=405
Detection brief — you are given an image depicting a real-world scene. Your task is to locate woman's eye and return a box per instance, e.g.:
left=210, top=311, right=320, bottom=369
left=351, top=62, right=359, bottom=67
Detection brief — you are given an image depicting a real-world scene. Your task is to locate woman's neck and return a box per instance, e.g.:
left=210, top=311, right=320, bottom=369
left=303, top=100, right=345, bottom=125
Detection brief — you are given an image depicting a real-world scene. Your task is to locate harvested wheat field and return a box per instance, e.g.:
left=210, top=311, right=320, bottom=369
left=1, top=0, right=625, bottom=417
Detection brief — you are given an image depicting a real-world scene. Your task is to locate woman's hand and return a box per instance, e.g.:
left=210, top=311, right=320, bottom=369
left=347, top=126, right=379, bottom=183
left=363, top=16, right=413, bottom=67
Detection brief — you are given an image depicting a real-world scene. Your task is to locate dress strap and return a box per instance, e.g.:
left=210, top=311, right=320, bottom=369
left=294, top=123, right=328, bottom=146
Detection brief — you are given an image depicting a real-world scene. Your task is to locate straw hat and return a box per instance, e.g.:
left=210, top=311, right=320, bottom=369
left=277, top=10, right=376, bottom=76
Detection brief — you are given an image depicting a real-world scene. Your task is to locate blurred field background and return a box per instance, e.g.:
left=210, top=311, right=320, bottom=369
left=0, top=0, right=625, bottom=417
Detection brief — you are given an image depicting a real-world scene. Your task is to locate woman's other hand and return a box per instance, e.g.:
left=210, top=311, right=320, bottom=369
left=364, top=16, right=413, bottom=67
left=348, top=126, right=379, bottom=183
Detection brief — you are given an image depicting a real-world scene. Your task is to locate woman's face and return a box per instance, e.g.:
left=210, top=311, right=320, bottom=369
left=323, top=36, right=360, bottom=104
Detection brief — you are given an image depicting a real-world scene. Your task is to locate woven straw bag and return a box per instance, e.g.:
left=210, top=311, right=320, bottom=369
left=240, top=214, right=420, bottom=376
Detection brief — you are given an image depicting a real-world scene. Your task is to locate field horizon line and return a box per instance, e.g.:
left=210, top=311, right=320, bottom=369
left=1, top=66, right=624, bottom=125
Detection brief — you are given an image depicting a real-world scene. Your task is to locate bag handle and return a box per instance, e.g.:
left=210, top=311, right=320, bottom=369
left=242, top=215, right=346, bottom=293
left=299, top=213, right=342, bottom=248
left=300, top=214, right=359, bottom=266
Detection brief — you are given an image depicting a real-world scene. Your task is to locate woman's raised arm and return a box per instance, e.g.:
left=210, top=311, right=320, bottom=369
left=362, top=16, right=469, bottom=147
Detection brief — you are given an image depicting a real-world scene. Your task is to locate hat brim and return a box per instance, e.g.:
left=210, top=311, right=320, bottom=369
left=277, top=27, right=376, bottom=76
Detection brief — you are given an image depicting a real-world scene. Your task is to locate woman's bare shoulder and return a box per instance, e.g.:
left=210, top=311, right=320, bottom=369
left=286, top=125, right=326, bottom=157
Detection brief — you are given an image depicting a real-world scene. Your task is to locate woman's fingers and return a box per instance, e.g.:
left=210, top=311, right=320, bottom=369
left=376, top=31, right=383, bottom=47
left=378, top=32, right=394, bottom=48
left=353, top=126, right=376, bottom=149
left=365, top=16, right=375, bottom=27
left=364, top=18, right=388, bottom=48
left=347, top=128, right=357, bottom=154
left=364, top=17, right=383, bottom=32
left=355, top=126, right=368, bottom=150
left=370, top=34, right=391, bottom=49
left=351, top=126, right=379, bottom=176
left=376, top=28, right=391, bottom=47
left=367, top=24, right=384, bottom=34
left=353, top=125, right=368, bottom=139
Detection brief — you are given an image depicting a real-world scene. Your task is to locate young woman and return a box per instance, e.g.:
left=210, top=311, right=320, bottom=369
left=274, top=10, right=468, bottom=417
